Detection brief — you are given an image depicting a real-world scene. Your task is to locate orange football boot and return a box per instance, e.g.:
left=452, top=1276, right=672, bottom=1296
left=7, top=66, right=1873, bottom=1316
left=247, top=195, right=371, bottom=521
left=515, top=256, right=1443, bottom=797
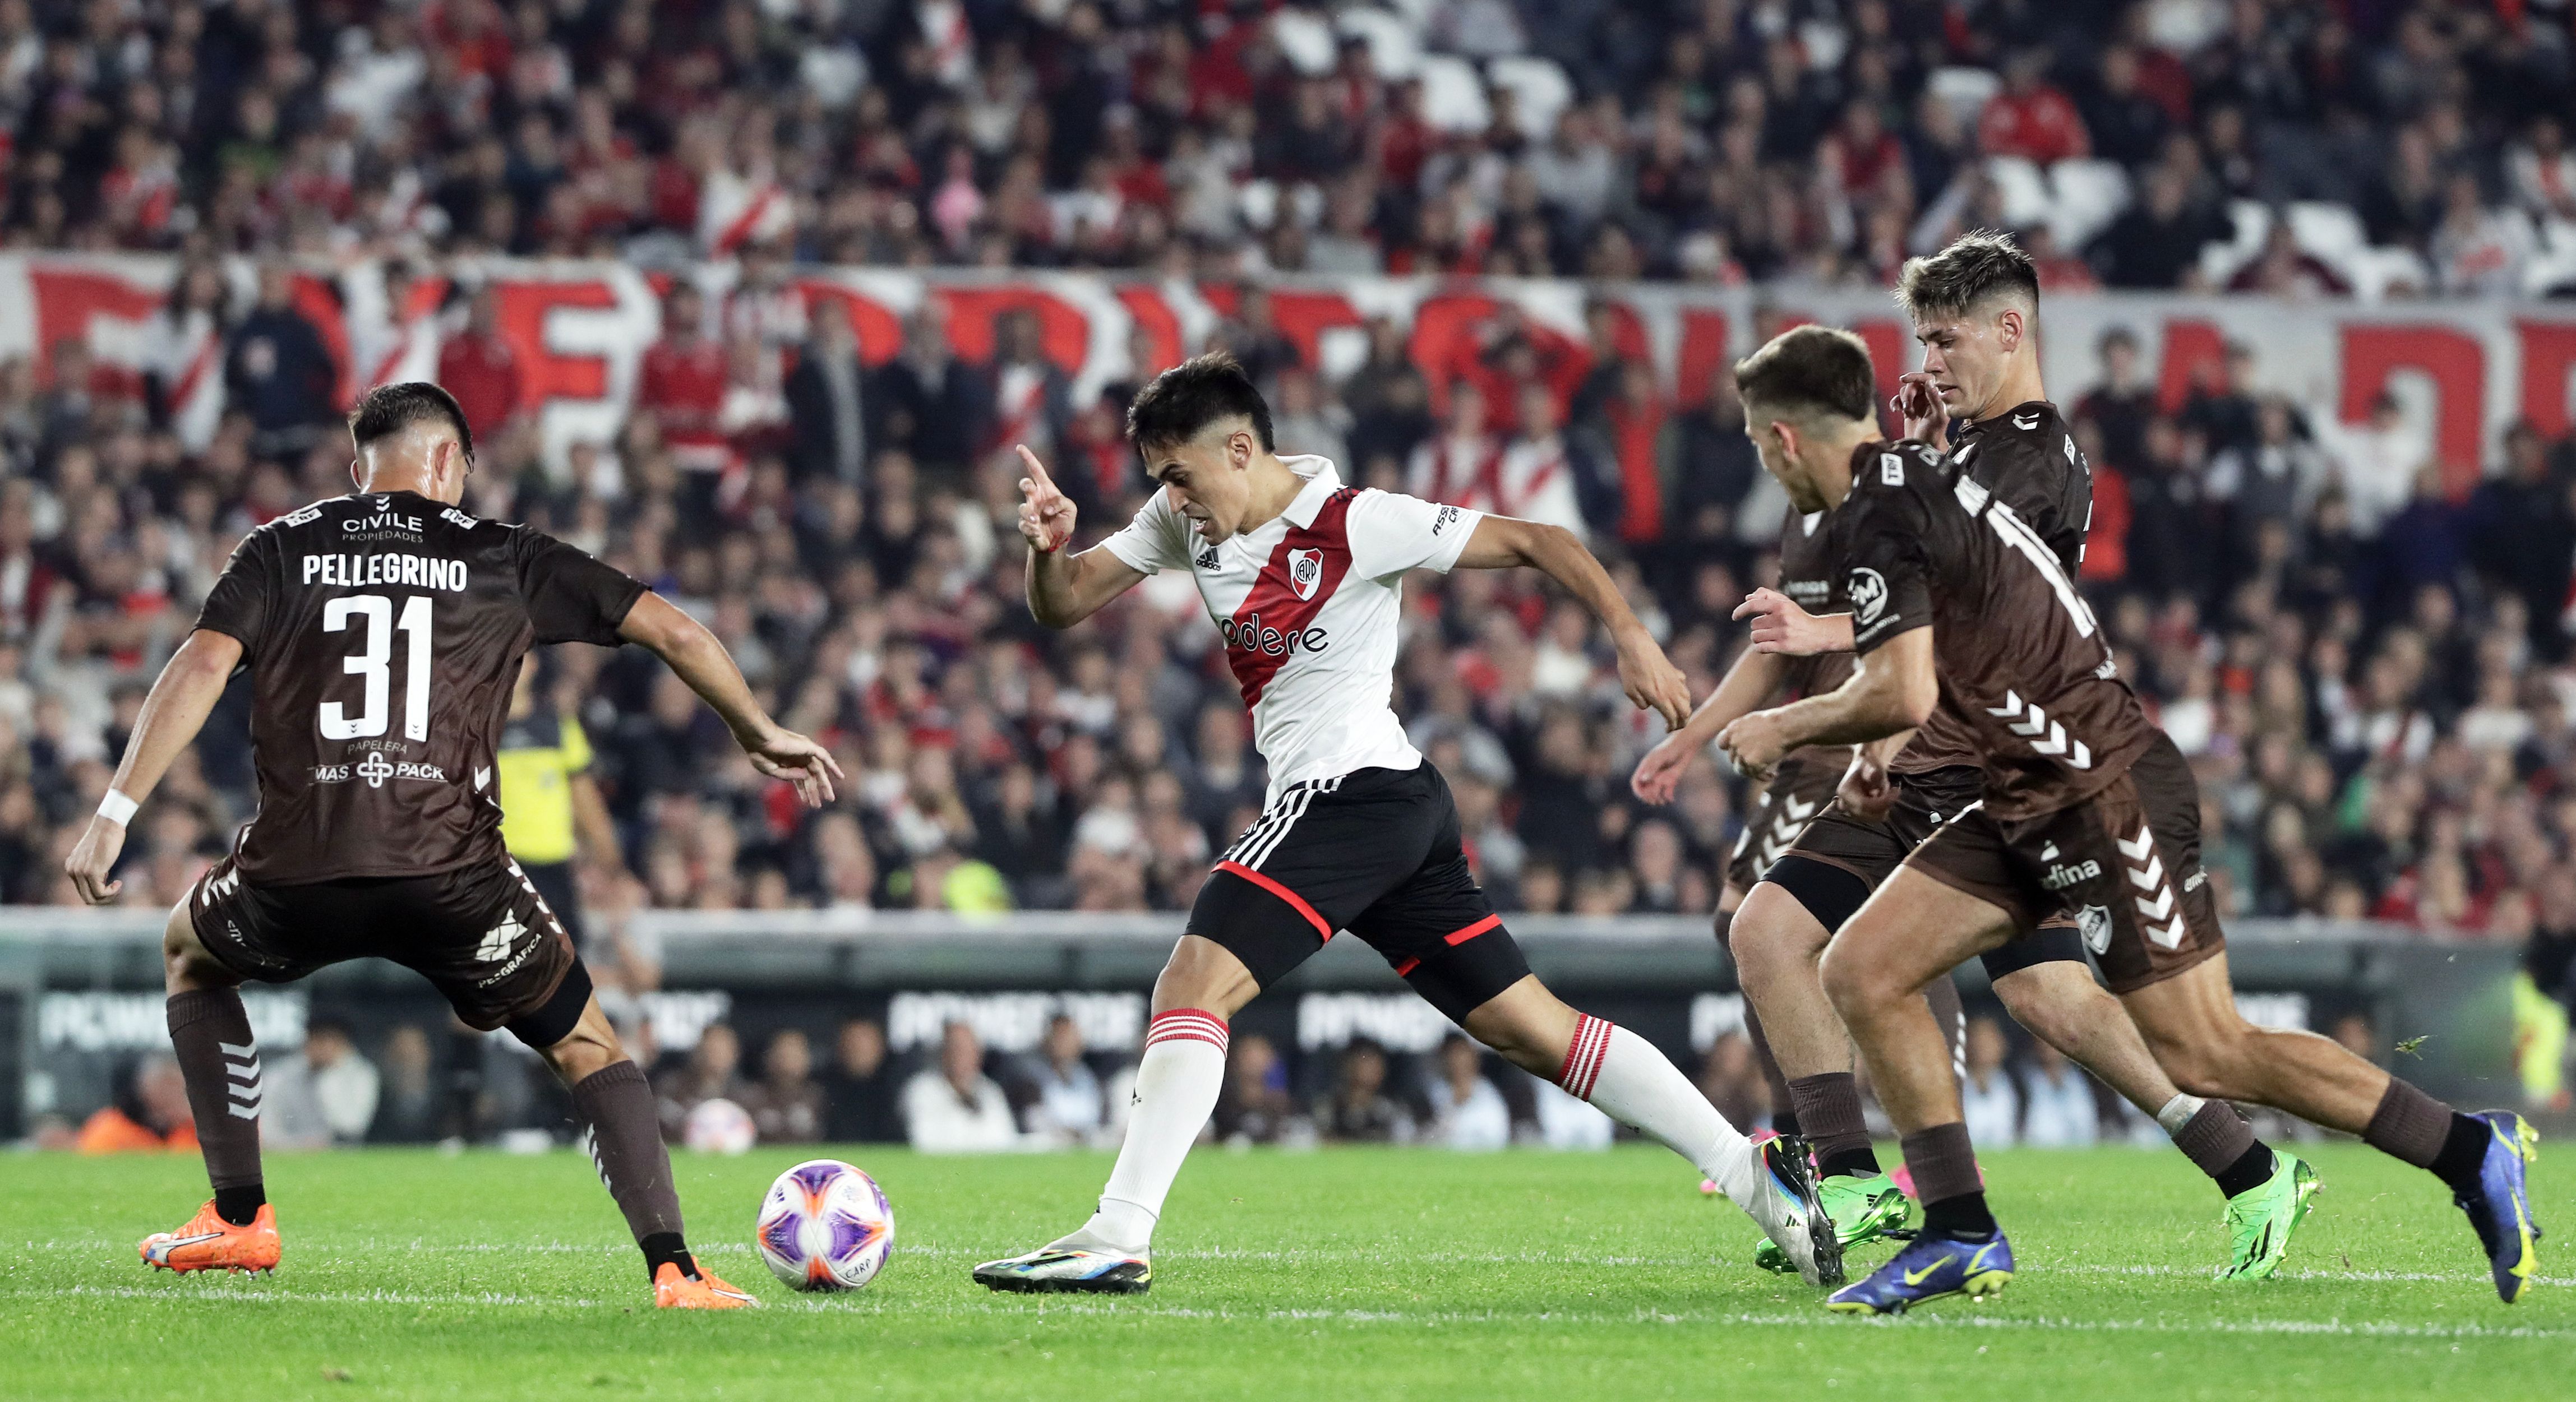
left=140, top=1201, right=281, bottom=1274
left=653, top=1262, right=760, bottom=1309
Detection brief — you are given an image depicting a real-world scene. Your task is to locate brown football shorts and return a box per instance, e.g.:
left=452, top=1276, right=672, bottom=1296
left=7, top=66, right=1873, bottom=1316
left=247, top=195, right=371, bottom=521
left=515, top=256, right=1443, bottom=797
left=1725, top=748, right=1850, bottom=891
left=1902, top=733, right=2223, bottom=994
left=190, top=855, right=578, bottom=1030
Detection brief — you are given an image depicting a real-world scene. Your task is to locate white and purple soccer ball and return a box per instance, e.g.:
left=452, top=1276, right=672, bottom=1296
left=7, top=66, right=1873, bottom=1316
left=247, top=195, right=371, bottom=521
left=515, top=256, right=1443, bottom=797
left=755, top=1159, right=896, bottom=1292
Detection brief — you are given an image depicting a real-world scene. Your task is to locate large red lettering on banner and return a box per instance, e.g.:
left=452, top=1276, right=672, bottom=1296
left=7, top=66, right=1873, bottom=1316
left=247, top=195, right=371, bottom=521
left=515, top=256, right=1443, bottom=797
left=1264, top=290, right=1364, bottom=373
left=2155, top=318, right=2227, bottom=413
left=1113, top=285, right=1183, bottom=376
left=799, top=281, right=907, bottom=367
left=495, top=280, right=621, bottom=406
left=25, top=266, right=163, bottom=383
left=935, top=286, right=1090, bottom=369
left=2340, top=324, right=2485, bottom=496
left=2518, top=320, right=2576, bottom=441
left=1674, top=308, right=1731, bottom=407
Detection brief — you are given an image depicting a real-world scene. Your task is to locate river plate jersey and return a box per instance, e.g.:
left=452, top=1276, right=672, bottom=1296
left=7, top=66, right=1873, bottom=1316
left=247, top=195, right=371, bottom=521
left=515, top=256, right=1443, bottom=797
left=1101, top=456, right=1481, bottom=803
left=194, top=490, right=645, bottom=883
left=1883, top=400, right=2094, bottom=776
left=1824, top=438, right=2153, bottom=821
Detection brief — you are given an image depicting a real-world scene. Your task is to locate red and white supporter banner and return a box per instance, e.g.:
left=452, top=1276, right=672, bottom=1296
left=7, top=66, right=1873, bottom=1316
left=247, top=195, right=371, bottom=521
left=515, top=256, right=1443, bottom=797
left=4, top=253, right=2573, bottom=495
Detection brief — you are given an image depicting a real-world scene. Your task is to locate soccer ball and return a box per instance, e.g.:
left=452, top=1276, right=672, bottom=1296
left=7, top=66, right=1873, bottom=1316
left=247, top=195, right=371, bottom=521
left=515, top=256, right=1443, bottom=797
left=755, top=1159, right=896, bottom=1292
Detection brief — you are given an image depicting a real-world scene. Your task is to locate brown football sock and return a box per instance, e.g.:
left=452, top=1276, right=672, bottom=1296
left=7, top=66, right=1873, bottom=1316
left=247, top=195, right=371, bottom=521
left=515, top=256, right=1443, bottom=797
left=167, top=990, right=265, bottom=1223
left=571, top=1061, right=688, bottom=1275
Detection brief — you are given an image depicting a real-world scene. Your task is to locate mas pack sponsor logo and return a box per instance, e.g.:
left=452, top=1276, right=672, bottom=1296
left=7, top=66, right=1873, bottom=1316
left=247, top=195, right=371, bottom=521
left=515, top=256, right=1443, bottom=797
left=1846, top=567, right=1889, bottom=625
left=313, top=755, right=449, bottom=788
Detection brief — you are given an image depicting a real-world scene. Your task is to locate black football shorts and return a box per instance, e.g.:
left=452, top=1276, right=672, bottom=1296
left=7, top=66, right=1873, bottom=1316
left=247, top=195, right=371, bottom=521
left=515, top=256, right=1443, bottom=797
left=1188, top=764, right=1531, bottom=1022
left=190, top=854, right=578, bottom=1030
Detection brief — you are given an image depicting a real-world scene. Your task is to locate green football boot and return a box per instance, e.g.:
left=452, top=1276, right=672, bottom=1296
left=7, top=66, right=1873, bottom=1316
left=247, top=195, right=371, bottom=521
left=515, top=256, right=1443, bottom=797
left=1755, top=1169, right=1911, bottom=1275
left=2217, top=1149, right=2320, bottom=1280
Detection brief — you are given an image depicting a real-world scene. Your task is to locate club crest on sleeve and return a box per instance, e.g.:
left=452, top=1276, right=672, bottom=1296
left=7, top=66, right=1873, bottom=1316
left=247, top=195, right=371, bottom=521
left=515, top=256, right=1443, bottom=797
left=1286, top=548, right=1323, bottom=600
left=1847, top=567, right=1889, bottom=624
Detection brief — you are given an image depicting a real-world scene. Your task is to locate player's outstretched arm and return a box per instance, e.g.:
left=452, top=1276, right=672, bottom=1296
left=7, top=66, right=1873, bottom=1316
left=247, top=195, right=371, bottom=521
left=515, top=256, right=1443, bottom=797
left=64, top=628, right=243, bottom=903
left=618, top=593, right=843, bottom=807
left=1733, top=587, right=1855, bottom=655
left=1455, top=515, right=1689, bottom=730
left=1715, top=626, right=1936, bottom=779
left=1631, top=644, right=1785, bottom=804
left=1017, top=445, right=1146, bottom=628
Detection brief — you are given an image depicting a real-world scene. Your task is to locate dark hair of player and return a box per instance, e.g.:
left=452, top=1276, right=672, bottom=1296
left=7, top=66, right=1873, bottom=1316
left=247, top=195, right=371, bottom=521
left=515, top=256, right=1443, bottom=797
left=348, top=381, right=476, bottom=462
left=1732, top=325, right=1876, bottom=425
left=1895, top=229, right=2041, bottom=323
left=1125, top=351, right=1275, bottom=455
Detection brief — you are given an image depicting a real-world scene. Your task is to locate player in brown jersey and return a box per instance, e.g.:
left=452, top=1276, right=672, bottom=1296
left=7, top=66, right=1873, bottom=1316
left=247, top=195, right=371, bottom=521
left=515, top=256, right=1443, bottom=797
left=62, top=384, right=844, bottom=1310
left=1719, top=324, right=2538, bottom=1313
left=1668, top=235, right=2302, bottom=1283
left=1630, top=511, right=1966, bottom=1208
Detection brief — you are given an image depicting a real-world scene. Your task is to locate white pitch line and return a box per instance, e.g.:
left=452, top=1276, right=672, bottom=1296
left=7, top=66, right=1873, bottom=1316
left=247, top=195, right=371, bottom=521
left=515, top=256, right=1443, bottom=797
left=13, top=1239, right=2567, bottom=1288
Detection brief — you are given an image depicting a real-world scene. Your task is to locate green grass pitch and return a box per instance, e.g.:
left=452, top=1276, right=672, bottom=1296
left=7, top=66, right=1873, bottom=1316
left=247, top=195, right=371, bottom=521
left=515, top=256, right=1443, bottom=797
left=2, top=1142, right=2568, bottom=1400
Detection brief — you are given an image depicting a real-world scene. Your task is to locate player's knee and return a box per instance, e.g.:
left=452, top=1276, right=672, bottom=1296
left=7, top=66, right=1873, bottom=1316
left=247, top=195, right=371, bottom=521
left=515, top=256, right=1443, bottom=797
left=161, top=905, right=231, bottom=992
left=1151, top=934, right=1260, bottom=1017
left=1817, top=940, right=1891, bottom=1019
left=1993, top=966, right=2099, bottom=1050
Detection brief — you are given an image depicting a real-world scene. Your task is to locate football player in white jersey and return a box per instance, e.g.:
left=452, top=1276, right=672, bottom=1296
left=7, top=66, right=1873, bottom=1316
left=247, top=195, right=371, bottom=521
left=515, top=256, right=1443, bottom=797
left=971, top=353, right=1839, bottom=1295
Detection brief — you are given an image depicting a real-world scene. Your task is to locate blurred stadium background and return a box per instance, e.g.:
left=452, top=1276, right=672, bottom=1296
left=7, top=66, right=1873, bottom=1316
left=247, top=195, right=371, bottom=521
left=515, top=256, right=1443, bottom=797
left=0, top=0, right=2571, bottom=1167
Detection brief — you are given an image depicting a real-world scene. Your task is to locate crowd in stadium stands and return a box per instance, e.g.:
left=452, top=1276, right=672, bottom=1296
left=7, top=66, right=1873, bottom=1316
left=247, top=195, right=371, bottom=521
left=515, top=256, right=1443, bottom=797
left=0, top=2, right=2571, bottom=291
left=12, top=1, right=2576, bottom=1141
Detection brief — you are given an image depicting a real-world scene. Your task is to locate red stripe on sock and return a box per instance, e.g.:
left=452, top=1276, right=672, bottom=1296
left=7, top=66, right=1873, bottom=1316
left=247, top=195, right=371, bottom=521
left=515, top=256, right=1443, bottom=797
left=1215, top=860, right=1332, bottom=941
left=1442, top=914, right=1502, bottom=946
left=1555, top=1014, right=1602, bottom=1096
left=1146, top=1008, right=1229, bottom=1053
left=1562, top=1015, right=1612, bottom=1100
left=1392, top=956, right=1421, bottom=977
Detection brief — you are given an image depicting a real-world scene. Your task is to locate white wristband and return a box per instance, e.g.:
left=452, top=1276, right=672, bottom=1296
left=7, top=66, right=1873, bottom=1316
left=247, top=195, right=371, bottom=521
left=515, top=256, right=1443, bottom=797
left=97, top=789, right=138, bottom=826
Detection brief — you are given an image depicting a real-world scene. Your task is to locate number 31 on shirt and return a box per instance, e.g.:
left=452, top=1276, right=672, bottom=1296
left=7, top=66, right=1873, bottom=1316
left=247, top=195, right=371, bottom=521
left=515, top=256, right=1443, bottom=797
left=321, top=593, right=432, bottom=741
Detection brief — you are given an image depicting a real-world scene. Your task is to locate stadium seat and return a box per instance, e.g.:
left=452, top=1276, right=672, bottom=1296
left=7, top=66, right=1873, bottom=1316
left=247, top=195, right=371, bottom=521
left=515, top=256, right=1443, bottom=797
left=2347, top=246, right=2434, bottom=301
left=1927, top=66, right=2002, bottom=128
left=1335, top=8, right=1424, bottom=81
left=2286, top=201, right=2370, bottom=283
left=2198, top=200, right=2272, bottom=285
left=1416, top=54, right=1493, bottom=135
left=1485, top=56, right=1574, bottom=142
left=2047, top=160, right=2132, bottom=251
left=1984, top=156, right=2053, bottom=231
left=1271, top=9, right=1340, bottom=77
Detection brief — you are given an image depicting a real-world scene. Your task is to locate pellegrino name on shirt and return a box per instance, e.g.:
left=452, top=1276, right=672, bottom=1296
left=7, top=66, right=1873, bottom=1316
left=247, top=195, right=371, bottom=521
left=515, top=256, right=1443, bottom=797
left=300, top=553, right=471, bottom=591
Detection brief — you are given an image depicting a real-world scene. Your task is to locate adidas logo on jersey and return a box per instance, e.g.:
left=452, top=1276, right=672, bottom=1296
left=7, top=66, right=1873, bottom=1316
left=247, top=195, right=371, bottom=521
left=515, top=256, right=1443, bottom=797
left=476, top=915, right=527, bottom=965
left=1195, top=545, right=1222, bottom=571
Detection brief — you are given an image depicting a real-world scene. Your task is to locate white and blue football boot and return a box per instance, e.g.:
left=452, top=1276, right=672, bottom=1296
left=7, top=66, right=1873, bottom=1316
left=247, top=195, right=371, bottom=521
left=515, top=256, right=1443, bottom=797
left=973, top=1237, right=1152, bottom=1295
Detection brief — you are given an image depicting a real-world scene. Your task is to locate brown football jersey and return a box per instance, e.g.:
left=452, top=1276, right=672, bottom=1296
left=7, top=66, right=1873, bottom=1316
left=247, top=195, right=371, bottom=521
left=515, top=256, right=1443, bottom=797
left=1825, top=437, right=2152, bottom=820
left=193, top=490, right=645, bottom=883
left=1770, top=511, right=1858, bottom=769
left=1885, top=401, right=2094, bottom=776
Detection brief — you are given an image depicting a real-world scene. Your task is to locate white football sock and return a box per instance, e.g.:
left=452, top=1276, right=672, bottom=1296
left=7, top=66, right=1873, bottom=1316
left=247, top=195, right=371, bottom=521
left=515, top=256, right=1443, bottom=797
left=1559, top=1014, right=1761, bottom=1207
left=1061, top=1008, right=1228, bottom=1256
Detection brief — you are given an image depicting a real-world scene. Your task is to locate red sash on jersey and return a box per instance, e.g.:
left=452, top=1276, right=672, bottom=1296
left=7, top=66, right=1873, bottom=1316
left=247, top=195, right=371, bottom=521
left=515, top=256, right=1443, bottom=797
left=712, top=182, right=783, bottom=257
left=1425, top=435, right=1502, bottom=510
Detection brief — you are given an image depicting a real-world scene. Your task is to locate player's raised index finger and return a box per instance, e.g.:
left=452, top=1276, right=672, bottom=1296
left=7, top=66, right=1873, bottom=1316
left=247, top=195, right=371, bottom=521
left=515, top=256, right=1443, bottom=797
left=1731, top=589, right=1778, bottom=621
left=1015, top=445, right=1057, bottom=493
